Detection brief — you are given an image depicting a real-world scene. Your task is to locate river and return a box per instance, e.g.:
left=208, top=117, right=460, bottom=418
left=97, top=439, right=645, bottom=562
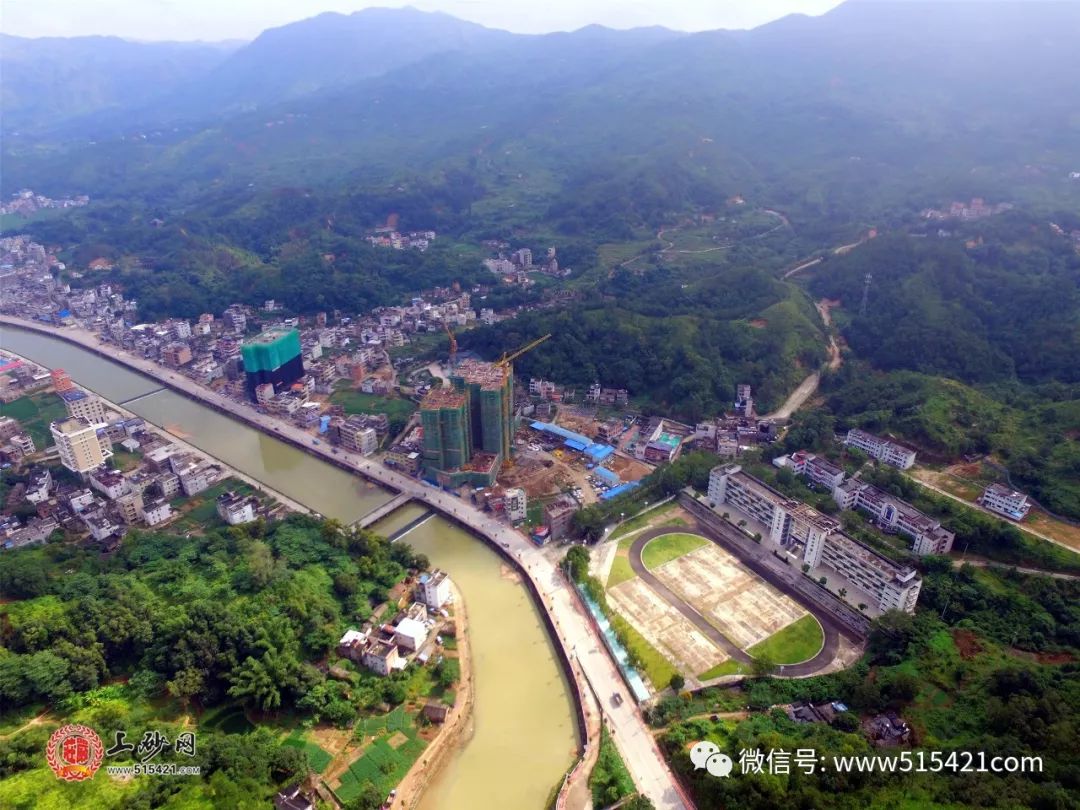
left=1, top=325, right=578, bottom=809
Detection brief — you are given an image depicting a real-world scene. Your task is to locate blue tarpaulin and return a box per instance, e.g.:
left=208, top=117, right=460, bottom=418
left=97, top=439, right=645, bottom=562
left=595, top=467, right=620, bottom=485
left=601, top=481, right=640, bottom=501
left=585, top=444, right=614, bottom=462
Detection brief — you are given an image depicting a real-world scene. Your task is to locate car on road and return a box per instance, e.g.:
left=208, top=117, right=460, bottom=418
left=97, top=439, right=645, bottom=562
left=611, top=692, right=624, bottom=707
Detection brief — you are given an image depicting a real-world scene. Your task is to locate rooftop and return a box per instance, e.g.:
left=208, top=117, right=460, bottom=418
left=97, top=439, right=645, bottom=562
left=421, top=387, right=467, bottom=410
left=452, top=358, right=510, bottom=390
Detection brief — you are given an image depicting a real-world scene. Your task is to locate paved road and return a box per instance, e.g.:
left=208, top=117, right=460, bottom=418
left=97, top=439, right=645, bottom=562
left=2, top=317, right=688, bottom=810
left=906, top=469, right=1079, bottom=555
left=629, top=527, right=842, bottom=677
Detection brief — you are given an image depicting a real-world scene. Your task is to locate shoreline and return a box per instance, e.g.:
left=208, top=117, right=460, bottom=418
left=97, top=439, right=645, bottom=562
left=0, top=348, right=311, bottom=518
left=1, top=317, right=686, bottom=809
left=390, top=580, right=475, bottom=810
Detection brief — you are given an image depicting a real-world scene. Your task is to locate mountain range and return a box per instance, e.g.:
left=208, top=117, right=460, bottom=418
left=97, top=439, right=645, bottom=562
left=5, top=1, right=1078, bottom=213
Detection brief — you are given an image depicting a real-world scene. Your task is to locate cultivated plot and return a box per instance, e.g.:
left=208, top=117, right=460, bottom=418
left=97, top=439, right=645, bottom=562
left=654, top=544, right=807, bottom=649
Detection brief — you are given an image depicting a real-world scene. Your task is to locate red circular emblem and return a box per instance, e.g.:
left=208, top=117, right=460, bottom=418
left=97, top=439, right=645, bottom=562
left=45, top=724, right=104, bottom=782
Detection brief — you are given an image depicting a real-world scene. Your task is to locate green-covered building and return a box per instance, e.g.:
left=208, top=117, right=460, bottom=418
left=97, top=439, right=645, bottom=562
left=241, top=327, right=304, bottom=401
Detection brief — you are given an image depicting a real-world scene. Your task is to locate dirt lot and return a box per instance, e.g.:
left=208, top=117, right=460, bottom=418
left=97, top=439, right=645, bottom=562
left=608, top=579, right=727, bottom=677
left=499, top=455, right=575, bottom=499
left=608, top=454, right=652, bottom=482
left=654, top=545, right=807, bottom=649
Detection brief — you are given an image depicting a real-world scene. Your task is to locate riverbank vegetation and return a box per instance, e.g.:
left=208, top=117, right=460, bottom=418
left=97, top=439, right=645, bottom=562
left=589, top=728, right=636, bottom=807
left=0, top=514, right=450, bottom=807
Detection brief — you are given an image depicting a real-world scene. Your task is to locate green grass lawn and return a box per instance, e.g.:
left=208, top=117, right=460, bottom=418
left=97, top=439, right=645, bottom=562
left=606, top=554, right=636, bottom=588
left=609, top=501, right=679, bottom=541
left=610, top=612, right=677, bottom=690
left=330, top=387, right=416, bottom=423
left=641, top=532, right=708, bottom=570
left=0, top=391, right=68, bottom=451
left=747, top=615, right=825, bottom=665
left=698, top=659, right=746, bottom=680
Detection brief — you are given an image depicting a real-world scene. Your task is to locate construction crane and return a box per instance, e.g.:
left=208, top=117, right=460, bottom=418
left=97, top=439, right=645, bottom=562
left=497, top=333, right=551, bottom=471
left=495, top=333, right=552, bottom=368
left=443, top=323, right=458, bottom=367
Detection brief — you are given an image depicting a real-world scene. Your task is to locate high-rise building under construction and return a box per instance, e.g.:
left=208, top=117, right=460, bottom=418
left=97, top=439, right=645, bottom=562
left=419, top=388, right=471, bottom=475
left=450, top=359, right=514, bottom=461
left=420, top=358, right=513, bottom=487
left=241, top=327, right=304, bottom=401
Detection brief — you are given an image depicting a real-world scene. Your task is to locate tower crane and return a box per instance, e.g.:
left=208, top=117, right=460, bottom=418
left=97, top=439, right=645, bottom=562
left=443, top=322, right=458, bottom=367
left=495, top=333, right=552, bottom=368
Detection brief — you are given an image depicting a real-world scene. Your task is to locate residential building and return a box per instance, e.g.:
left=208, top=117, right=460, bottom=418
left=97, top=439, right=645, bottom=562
left=362, top=641, right=401, bottom=676
left=10, top=433, right=36, bottom=456
left=178, top=462, right=219, bottom=496
left=83, top=511, right=121, bottom=542
left=708, top=464, right=922, bottom=613
left=734, top=383, right=754, bottom=417
left=51, top=417, right=113, bottom=473
left=24, top=468, right=52, bottom=504
left=60, top=389, right=107, bottom=425
left=504, top=487, right=527, bottom=523
left=419, top=569, right=451, bottom=609
left=217, top=491, right=259, bottom=525
left=115, top=490, right=144, bottom=524
left=162, top=342, right=193, bottom=367
left=89, top=469, right=129, bottom=500
left=241, top=327, right=304, bottom=401
left=140, top=498, right=173, bottom=526
left=394, top=617, right=428, bottom=652
left=338, top=417, right=379, bottom=455
left=979, top=483, right=1031, bottom=521
left=844, top=429, right=917, bottom=469
left=68, top=488, right=95, bottom=512
left=544, top=494, right=578, bottom=541
left=0, top=416, right=23, bottom=443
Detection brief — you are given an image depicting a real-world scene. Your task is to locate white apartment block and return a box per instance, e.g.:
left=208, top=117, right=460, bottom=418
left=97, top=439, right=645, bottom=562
left=789, top=451, right=846, bottom=492
left=709, top=464, right=922, bottom=613
left=979, top=483, right=1031, bottom=521
left=216, top=491, right=258, bottom=525
left=140, top=498, right=173, bottom=527
left=844, top=428, right=917, bottom=469
left=504, top=487, right=528, bottom=523
left=419, top=569, right=452, bottom=609
left=60, top=390, right=108, bottom=425
left=51, top=417, right=113, bottom=473
left=833, top=480, right=955, bottom=555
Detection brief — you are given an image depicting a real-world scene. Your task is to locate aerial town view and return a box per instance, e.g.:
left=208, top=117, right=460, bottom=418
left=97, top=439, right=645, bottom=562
left=1, top=2, right=1079, bottom=810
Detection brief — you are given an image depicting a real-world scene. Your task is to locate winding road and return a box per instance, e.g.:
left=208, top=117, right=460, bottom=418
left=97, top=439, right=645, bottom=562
left=628, top=527, right=843, bottom=677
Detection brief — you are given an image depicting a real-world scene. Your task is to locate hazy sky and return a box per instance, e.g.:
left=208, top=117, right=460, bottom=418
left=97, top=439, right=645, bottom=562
left=2, top=0, right=844, bottom=41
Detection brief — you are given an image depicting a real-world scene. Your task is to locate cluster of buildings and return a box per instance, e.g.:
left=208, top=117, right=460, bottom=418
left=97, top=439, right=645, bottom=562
left=365, top=228, right=436, bottom=252
left=483, top=246, right=570, bottom=284
left=780, top=450, right=955, bottom=556
left=921, top=197, right=1014, bottom=221
left=0, top=360, right=265, bottom=550
left=418, top=359, right=514, bottom=488
left=336, top=568, right=454, bottom=677
left=0, top=189, right=89, bottom=217
left=708, top=463, right=923, bottom=615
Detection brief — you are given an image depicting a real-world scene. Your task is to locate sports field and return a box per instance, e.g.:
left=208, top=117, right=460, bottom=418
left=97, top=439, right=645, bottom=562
left=608, top=578, right=728, bottom=678
left=654, top=544, right=808, bottom=649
